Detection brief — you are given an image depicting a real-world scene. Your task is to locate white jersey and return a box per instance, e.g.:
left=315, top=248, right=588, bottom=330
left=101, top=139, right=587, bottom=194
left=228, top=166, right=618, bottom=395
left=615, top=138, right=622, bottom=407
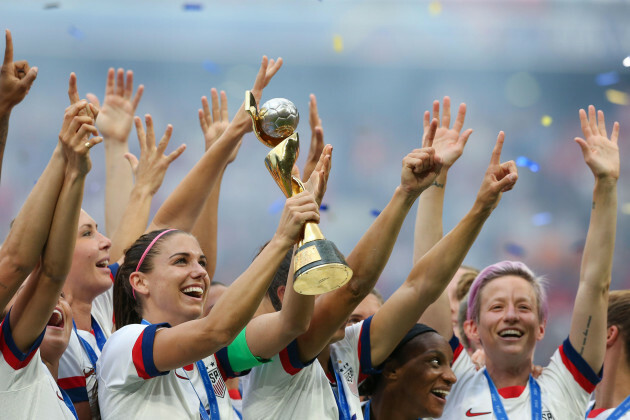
left=328, top=316, right=379, bottom=420
left=58, top=265, right=116, bottom=417
left=97, top=322, right=235, bottom=420
left=0, top=312, right=76, bottom=419
left=241, top=339, right=339, bottom=419
left=433, top=336, right=601, bottom=419
left=587, top=400, right=630, bottom=419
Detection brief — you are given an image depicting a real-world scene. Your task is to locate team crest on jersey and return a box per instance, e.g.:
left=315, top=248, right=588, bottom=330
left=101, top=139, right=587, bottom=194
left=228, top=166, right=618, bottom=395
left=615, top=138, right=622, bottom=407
left=337, top=360, right=354, bottom=384
left=205, top=360, right=226, bottom=399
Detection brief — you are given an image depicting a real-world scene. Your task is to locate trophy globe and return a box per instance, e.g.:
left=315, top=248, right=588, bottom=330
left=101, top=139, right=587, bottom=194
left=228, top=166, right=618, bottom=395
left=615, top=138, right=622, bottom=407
left=259, top=98, right=300, bottom=139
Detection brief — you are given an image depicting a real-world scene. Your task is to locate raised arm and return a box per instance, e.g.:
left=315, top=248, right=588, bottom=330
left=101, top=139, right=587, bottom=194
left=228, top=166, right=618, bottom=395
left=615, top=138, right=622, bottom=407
left=569, top=106, right=619, bottom=371
left=191, top=88, right=236, bottom=279
left=108, top=115, right=185, bottom=263
left=371, top=132, right=517, bottom=365
left=0, top=29, right=38, bottom=183
left=148, top=56, right=282, bottom=233
left=8, top=104, right=99, bottom=351
left=301, top=94, right=325, bottom=181
left=0, top=101, right=89, bottom=310
left=151, top=190, right=320, bottom=371
left=94, top=68, right=144, bottom=237
left=295, top=125, right=443, bottom=362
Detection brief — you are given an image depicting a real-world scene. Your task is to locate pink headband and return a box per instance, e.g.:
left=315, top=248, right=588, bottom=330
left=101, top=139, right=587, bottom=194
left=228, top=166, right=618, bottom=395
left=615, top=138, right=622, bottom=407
left=133, top=229, right=176, bottom=300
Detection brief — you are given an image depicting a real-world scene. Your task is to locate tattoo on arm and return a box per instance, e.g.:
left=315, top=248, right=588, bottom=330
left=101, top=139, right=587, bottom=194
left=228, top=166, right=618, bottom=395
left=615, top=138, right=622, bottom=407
left=431, top=181, right=445, bottom=188
left=580, top=315, right=592, bottom=355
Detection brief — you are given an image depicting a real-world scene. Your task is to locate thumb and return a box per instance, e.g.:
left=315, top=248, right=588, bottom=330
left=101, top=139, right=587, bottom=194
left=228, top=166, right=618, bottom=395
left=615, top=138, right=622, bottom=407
left=21, top=67, right=37, bottom=88
left=124, top=153, right=139, bottom=172
left=496, top=173, right=518, bottom=192
left=574, top=137, right=589, bottom=156
left=86, top=93, right=101, bottom=109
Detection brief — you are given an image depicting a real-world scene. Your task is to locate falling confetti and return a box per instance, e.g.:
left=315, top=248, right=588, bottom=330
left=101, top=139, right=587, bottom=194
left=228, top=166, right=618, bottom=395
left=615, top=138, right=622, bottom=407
left=504, top=243, right=525, bottom=257
left=44, top=2, right=60, bottom=9
left=605, top=89, right=629, bottom=106
left=320, top=204, right=329, bottom=211
left=183, top=3, right=202, bottom=11
left=516, top=156, right=540, bottom=173
left=67, top=26, right=85, bottom=41
left=333, top=35, right=344, bottom=53
left=622, top=203, right=630, bottom=215
left=595, top=72, right=620, bottom=87
left=428, top=1, right=442, bottom=15
left=623, top=56, right=630, bottom=68
left=268, top=197, right=284, bottom=215
left=370, top=209, right=381, bottom=217
left=531, top=212, right=552, bottom=226
left=541, top=115, right=552, bottom=127
left=202, top=60, right=220, bottom=74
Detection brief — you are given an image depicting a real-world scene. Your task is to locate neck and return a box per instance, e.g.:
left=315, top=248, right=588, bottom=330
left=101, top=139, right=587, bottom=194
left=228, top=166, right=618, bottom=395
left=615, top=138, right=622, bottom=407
left=42, top=358, right=60, bottom=381
left=66, top=294, right=93, bottom=331
left=371, top=387, right=415, bottom=420
left=595, top=355, right=630, bottom=409
left=485, top=355, right=531, bottom=388
left=318, top=344, right=331, bottom=375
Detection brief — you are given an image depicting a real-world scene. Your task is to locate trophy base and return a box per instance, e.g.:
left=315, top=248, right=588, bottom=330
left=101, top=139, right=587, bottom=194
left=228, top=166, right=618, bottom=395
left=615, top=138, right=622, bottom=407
left=293, top=239, right=353, bottom=295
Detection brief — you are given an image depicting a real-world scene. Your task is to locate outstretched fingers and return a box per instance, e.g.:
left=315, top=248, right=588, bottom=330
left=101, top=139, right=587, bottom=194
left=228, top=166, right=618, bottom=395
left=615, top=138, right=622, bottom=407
left=3, top=29, right=13, bottom=65
left=490, top=131, right=506, bottom=165
left=422, top=118, right=438, bottom=148
left=155, top=124, right=174, bottom=155
left=441, top=96, right=451, bottom=128
left=67, top=73, right=81, bottom=105
left=452, top=102, right=467, bottom=133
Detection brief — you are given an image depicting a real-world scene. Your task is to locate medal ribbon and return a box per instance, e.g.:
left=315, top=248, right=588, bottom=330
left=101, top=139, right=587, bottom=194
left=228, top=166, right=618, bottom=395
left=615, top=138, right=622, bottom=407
left=332, top=366, right=352, bottom=420
left=483, top=370, right=541, bottom=420
left=59, top=386, right=79, bottom=419
left=72, top=320, right=99, bottom=370
left=585, top=395, right=630, bottom=420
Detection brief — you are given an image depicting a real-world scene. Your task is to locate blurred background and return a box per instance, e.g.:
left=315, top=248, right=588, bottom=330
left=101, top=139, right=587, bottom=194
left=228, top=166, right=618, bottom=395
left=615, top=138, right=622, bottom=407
left=1, top=0, right=629, bottom=362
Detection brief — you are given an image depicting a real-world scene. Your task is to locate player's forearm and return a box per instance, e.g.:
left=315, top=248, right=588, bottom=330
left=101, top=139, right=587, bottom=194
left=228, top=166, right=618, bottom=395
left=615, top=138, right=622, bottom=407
left=109, top=185, right=154, bottom=263
left=413, top=171, right=447, bottom=263
left=0, top=113, right=10, bottom=183
left=104, top=140, right=133, bottom=237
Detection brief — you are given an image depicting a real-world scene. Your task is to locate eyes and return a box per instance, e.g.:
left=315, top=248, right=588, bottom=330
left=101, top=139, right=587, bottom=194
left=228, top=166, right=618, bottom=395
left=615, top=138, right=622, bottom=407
left=174, top=256, right=207, bottom=268
left=488, top=302, right=533, bottom=312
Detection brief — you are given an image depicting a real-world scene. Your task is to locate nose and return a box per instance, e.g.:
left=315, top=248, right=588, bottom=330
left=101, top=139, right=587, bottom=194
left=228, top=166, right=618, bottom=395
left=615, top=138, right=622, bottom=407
left=504, top=303, right=519, bottom=322
left=98, top=231, right=112, bottom=250
left=442, top=365, right=457, bottom=385
left=191, top=260, right=208, bottom=278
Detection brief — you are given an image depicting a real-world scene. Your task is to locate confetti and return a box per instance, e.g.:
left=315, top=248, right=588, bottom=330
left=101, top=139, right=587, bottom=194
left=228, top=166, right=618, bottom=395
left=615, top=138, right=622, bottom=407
left=183, top=3, right=202, bottom=11
left=67, top=26, right=85, bottom=41
left=595, top=72, right=620, bottom=87
left=320, top=204, right=329, bottom=211
left=268, top=197, right=284, bottom=215
left=605, top=89, right=629, bottom=106
left=428, top=1, right=442, bottom=15
left=516, top=156, right=540, bottom=173
left=541, top=115, right=552, bottom=127
left=333, top=35, right=343, bottom=53
left=504, top=243, right=525, bottom=257
left=622, top=203, right=630, bottom=215
left=44, top=2, right=60, bottom=9
left=623, top=56, right=630, bottom=68
left=531, top=212, right=552, bottom=226
left=202, top=60, right=220, bottom=74
left=370, top=209, right=381, bottom=217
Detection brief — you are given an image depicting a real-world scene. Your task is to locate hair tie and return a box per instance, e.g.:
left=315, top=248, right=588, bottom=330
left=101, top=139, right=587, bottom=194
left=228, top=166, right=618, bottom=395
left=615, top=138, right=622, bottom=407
left=132, top=229, right=176, bottom=300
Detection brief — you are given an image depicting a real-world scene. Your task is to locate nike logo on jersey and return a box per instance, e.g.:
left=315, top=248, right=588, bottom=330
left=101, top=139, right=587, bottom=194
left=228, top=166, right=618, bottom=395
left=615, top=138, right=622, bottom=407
left=466, top=409, right=492, bottom=417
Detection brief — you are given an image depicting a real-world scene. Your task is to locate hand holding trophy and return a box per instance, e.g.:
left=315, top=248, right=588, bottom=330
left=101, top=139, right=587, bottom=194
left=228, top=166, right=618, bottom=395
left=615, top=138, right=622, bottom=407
left=246, top=91, right=353, bottom=295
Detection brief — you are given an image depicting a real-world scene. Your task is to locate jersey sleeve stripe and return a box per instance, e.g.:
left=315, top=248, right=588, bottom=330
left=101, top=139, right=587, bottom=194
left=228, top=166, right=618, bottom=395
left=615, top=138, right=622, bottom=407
left=279, top=339, right=314, bottom=375
left=58, top=375, right=87, bottom=389
left=559, top=337, right=601, bottom=393
left=58, top=376, right=89, bottom=403
left=449, top=334, right=463, bottom=363
left=358, top=315, right=380, bottom=376
left=108, top=262, right=119, bottom=281
left=132, top=323, right=170, bottom=380
left=0, top=310, right=45, bottom=370
left=215, top=347, right=234, bottom=379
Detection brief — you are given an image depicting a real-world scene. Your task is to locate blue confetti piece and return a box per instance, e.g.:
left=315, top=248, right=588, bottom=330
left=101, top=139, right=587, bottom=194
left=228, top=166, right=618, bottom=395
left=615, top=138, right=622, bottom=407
left=183, top=3, right=202, bottom=11
left=531, top=212, right=552, bottom=226
left=67, top=26, right=85, bottom=40
left=202, top=60, right=220, bottom=74
left=595, top=72, right=620, bottom=87
left=504, top=243, right=525, bottom=257
left=516, top=156, right=540, bottom=173
left=320, top=204, right=329, bottom=211
left=268, top=197, right=284, bottom=215
left=370, top=209, right=381, bottom=217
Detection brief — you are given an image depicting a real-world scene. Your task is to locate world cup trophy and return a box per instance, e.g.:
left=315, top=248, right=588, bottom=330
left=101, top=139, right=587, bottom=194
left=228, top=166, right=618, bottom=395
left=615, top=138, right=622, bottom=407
left=245, top=91, right=353, bottom=295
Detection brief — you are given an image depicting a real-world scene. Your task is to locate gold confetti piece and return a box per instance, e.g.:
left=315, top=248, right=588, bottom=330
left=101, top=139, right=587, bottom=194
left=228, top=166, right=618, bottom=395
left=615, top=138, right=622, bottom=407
left=541, top=115, right=553, bottom=127
left=622, top=203, right=630, bottom=215
left=605, top=89, right=629, bottom=106
left=333, top=35, right=343, bottom=53
left=428, top=1, right=442, bottom=15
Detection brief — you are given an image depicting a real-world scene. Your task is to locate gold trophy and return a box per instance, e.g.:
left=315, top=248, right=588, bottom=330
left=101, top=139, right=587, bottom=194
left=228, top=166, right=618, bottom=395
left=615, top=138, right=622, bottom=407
left=246, top=91, right=353, bottom=295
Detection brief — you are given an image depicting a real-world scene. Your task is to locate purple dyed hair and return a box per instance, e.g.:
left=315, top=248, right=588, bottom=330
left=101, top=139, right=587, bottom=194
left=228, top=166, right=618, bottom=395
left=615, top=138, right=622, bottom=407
left=466, top=261, right=548, bottom=323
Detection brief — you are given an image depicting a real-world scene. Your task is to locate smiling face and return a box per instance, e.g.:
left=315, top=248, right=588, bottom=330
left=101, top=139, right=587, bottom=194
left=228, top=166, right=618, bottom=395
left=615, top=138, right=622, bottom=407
left=137, top=233, right=210, bottom=327
left=64, top=210, right=112, bottom=299
left=472, top=275, right=545, bottom=366
left=393, top=332, right=456, bottom=418
left=41, top=296, right=73, bottom=363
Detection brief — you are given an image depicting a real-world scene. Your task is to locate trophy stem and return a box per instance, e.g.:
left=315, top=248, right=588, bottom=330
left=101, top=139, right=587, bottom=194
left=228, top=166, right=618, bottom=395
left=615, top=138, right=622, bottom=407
left=299, top=222, right=325, bottom=246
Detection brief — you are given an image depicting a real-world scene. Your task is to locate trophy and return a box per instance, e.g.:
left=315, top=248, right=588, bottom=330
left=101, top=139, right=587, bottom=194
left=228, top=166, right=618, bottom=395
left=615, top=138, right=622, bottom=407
left=245, top=91, right=353, bottom=295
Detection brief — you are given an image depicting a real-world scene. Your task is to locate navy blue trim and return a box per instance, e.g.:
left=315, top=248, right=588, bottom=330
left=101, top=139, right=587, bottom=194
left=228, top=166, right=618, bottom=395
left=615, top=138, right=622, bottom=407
left=287, top=339, right=316, bottom=368
left=1, top=309, right=45, bottom=361
left=358, top=316, right=381, bottom=375
left=141, top=323, right=171, bottom=378
left=64, top=386, right=89, bottom=403
left=215, top=347, right=235, bottom=378
left=449, top=334, right=460, bottom=353
left=108, top=262, right=119, bottom=278
left=562, top=337, right=602, bottom=386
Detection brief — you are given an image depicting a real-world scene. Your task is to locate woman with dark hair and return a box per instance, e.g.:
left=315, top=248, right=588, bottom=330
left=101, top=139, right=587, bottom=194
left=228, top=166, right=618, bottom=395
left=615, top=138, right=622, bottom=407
left=96, top=187, right=321, bottom=418
left=362, top=324, right=456, bottom=420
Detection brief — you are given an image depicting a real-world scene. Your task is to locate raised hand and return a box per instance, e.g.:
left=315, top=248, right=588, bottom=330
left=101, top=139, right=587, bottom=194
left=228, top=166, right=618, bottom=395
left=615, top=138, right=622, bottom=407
left=0, top=29, right=37, bottom=115
left=574, top=105, right=620, bottom=181
left=58, top=101, right=102, bottom=175
left=422, top=96, right=472, bottom=168
left=126, top=114, right=186, bottom=195
left=95, top=68, right=144, bottom=142
left=198, top=88, right=240, bottom=160
left=302, top=94, right=325, bottom=182
left=251, top=56, right=283, bottom=103
left=302, top=144, right=332, bottom=206
left=275, top=190, right=320, bottom=248
left=474, top=132, right=518, bottom=211
left=400, top=118, right=443, bottom=196
left=67, top=72, right=98, bottom=121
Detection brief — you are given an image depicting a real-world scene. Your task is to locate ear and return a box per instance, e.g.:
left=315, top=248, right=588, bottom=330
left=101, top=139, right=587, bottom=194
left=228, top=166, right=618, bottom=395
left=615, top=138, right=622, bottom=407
left=381, top=361, right=398, bottom=381
left=468, top=319, right=481, bottom=343
left=277, top=285, right=286, bottom=304
left=536, top=318, right=546, bottom=341
left=606, top=325, right=620, bottom=348
left=129, top=272, right=149, bottom=298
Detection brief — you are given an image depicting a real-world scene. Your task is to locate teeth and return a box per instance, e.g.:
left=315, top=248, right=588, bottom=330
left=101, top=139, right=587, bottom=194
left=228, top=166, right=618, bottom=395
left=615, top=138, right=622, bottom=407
left=96, top=260, right=109, bottom=268
left=182, top=286, right=203, bottom=296
left=432, top=389, right=449, bottom=397
left=499, top=329, right=523, bottom=337
left=53, top=309, right=62, bottom=318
